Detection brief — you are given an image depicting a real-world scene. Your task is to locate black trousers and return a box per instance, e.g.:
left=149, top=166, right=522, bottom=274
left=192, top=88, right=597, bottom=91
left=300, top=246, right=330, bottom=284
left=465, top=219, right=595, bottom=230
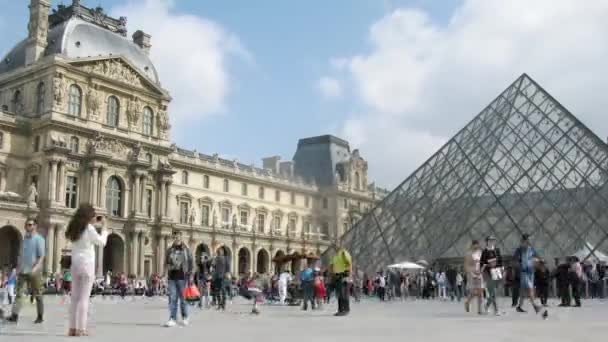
left=570, top=280, right=581, bottom=306
left=213, top=277, right=226, bottom=308
left=537, top=285, right=548, bottom=305
left=558, top=284, right=570, bottom=305
left=511, top=284, right=520, bottom=306
left=335, top=274, right=350, bottom=313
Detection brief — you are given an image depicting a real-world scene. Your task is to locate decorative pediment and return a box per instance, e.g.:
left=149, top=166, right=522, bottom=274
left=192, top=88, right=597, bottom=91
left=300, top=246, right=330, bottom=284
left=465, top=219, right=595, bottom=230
left=176, top=192, right=193, bottom=201
left=69, top=57, right=166, bottom=95
left=255, top=206, right=268, bottom=214
left=271, top=209, right=284, bottom=217
left=287, top=211, right=298, bottom=218
left=238, top=203, right=252, bottom=211
left=219, top=199, right=233, bottom=208
left=198, top=196, right=214, bottom=205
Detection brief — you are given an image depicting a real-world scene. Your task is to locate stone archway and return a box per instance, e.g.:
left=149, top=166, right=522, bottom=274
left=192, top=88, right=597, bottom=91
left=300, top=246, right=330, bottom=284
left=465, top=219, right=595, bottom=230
left=216, top=245, right=232, bottom=274
left=274, top=250, right=285, bottom=273
left=0, top=226, right=21, bottom=268
left=237, top=247, right=251, bottom=275
left=256, top=249, right=270, bottom=274
left=195, top=243, right=210, bottom=263
left=103, top=234, right=125, bottom=274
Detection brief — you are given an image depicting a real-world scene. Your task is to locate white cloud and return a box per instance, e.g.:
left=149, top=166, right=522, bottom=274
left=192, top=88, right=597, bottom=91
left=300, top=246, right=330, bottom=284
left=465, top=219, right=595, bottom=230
left=334, top=0, right=608, bottom=188
left=317, top=76, right=343, bottom=98
left=111, top=0, right=248, bottom=126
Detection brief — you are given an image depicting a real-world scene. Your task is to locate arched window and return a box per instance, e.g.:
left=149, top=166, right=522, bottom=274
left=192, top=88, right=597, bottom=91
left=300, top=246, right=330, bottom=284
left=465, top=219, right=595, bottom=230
left=354, top=172, right=361, bottom=190
left=68, top=84, right=82, bottom=116
left=36, top=82, right=46, bottom=115
left=11, top=90, right=22, bottom=114
left=142, top=107, right=153, bottom=136
left=69, top=136, right=79, bottom=154
left=181, top=170, right=188, bottom=185
left=106, top=176, right=123, bottom=217
left=107, top=96, right=120, bottom=127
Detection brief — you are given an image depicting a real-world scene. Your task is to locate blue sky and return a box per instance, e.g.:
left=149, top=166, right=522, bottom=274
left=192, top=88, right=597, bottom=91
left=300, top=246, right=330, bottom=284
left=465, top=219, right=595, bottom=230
left=2, top=1, right=608, bottom=188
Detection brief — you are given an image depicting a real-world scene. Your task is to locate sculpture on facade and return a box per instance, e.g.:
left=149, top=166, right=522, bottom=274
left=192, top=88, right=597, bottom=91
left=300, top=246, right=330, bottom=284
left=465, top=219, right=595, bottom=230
left=156, top=109, right=170, bottom=138
left=26, top=182, right=38, bottom=208
left=126, top=96, right=141, bottom=127
left=131, top=142, right=142, bottom=161
left=49, top=132, right=67, bottom=148
left=232, top=214, right=238, bottom=229
left=189, top=207, right=196, bottom=226
left=53, top=74, right=66, bottom=108
left=212, top=209, right=218, bottom=228
left=86, top=84, right=101, bottom=119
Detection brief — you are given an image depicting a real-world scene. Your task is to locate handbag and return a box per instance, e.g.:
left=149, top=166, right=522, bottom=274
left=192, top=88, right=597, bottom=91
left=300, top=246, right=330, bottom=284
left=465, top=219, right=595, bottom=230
left=491, top=267, right=503, bottom=281
left=183, top=284, right=201, bottom=301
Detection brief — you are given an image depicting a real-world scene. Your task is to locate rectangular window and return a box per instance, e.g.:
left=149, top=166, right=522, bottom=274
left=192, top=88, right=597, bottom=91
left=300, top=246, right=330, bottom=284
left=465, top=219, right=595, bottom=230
left=343, top=198, right=348, bottom=209
left=201, top=205, right=210, bottom=226
left=223, top=179, right=230, bottom=193
left=275, top=190, right=281, bottom=202
left=343, top=222, right=348, bottom=233
left=222, top=207, right=230, bottom=223
left=259, top=187, right=265, bottom=200
left=289, top=217, right=296, bottom=233
left=203, top=175, right=210, bottom=189
left=146, top=189, right=153, bottom=218
left=180, top=202, right=189, bottom=224
left=34, top=136, right=40, bottom=152
left=273, top=215, right=281, bottom=231
left=257, top=213, right=265, bottom=233
left=323, top=197, right=328, bottom=209
left=65, top=176, right=78, bottom=209
left=240, top=210, right=248, bottom=225
left=0, top=132, right=5, bottom=149
left=321, top=222, right=329, bottom=236
left=241, top=183, right=248, bottom=196
left=305, top=196, right=310, bottom=208
left=290, top=192, right=295, bottom=205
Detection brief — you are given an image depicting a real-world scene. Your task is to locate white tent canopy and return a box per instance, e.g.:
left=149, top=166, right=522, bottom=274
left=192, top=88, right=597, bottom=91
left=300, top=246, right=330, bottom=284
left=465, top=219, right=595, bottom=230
left=573, top=242, right=608, bottom=262
left=387, top=261, right=425, bottom=270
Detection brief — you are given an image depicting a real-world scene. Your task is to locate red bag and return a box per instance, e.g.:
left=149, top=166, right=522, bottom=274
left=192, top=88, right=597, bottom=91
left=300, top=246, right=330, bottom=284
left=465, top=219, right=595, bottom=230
left=183, top=285, right=201, bottom=300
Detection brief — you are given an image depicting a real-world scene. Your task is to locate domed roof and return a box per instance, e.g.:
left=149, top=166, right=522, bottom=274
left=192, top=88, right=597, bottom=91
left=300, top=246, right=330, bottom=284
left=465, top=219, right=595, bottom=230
left=0, top=17, right=159, bottom=85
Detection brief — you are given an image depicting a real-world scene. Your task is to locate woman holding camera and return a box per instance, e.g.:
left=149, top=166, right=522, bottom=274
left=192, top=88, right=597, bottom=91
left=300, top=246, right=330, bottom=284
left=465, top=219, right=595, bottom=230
left=65, top=204, right=108, bottom=337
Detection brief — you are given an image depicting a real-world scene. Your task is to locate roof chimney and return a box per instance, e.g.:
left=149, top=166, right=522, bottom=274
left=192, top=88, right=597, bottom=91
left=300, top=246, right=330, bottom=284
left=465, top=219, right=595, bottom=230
left=133, top=30, right=152, bottom=55
left=25, top=0, right=51, bottom=65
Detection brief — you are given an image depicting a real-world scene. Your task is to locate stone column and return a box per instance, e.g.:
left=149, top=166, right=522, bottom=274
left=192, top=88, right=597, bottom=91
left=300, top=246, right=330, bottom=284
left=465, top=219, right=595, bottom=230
left=251, top=245, right=257, bottom=274
left=96, top=245, right=104, bottom=277
left=90, top=166, right=99, bottom=206
left=123, top=183, right=130, bottom=218
left=48, top=160, right=58, bottom=202
left=157, top=236, right=164, bottom=275
left=139, top=176, right=145, bottom=213
left=138, top=232, right=145, bottom=277
left=46, top=225, right=55, bottom=273
left=130, top=232, right=137, bottom=276
left=132, top=174, right=140, bottom=214
left=57, top=162, right=66, bottom=206
left=158, top=181, right=165, bottom=219
left=0, top=170, right=6, bottom=192
left=53, top=225, right=65, bottom=273
left=232, top=241, right=238, bottom=276
left=164, top=182, right=171, bottom=217
left=98, top=167, right=105, bottom=208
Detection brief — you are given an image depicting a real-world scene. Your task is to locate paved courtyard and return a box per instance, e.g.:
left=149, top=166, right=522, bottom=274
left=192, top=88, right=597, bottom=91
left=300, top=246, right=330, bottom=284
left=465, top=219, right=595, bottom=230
left=1, top=296, right=604, bottom=341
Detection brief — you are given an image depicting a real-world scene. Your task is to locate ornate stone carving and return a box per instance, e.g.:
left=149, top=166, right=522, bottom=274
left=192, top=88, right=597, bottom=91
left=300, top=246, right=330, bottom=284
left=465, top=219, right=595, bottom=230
left=126, top=96, right=142, bottom=127
left=49, top=132, right=67, bottom=148
left=86, top=84, right=101, bottom=119
left=53, top=74, right=66, bottom=109
left=86, top=132, right=129, bottom=158
left=189, top=207, right=196, bottom=225
left=131, top=142, right=142, bottom=161
left=78, top=59, right=144, bottom=88
left=28, top=1, right=49, bottom=42
left=156, top=109, right=170, bottom=138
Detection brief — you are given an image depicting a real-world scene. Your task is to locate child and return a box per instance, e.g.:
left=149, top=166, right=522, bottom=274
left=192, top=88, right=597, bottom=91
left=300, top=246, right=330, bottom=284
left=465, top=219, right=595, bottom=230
left=245, top=273, right=263, bottom=315
left=313, top=269, right=326, bottom=309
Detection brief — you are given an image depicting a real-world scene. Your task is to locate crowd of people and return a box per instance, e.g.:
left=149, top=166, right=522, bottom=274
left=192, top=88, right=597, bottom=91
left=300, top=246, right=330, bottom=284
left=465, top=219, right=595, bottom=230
left=2, top=204, right=608, bottom=336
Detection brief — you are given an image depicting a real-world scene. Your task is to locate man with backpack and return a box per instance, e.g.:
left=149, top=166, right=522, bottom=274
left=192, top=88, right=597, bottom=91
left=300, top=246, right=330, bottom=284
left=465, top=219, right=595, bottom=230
left=163, top=231, right=193, bottom=327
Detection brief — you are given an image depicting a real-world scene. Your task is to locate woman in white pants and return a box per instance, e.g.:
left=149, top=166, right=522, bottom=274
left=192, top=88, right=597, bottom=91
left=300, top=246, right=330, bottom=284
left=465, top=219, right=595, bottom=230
left=65, top=204, right=108, bottom=337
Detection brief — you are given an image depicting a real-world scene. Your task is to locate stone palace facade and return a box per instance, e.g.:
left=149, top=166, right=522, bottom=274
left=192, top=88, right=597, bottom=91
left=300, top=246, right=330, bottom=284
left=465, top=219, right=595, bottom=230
left=0, top=1, right=386, bottom=279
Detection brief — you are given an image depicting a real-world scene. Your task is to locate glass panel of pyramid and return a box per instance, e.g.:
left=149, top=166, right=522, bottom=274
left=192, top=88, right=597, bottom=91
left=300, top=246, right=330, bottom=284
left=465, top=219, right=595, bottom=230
left=338, top=74, right=608, bottom=273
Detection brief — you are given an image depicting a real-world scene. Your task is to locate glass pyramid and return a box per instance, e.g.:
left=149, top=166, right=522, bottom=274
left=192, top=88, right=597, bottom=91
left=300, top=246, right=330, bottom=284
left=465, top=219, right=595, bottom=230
left=339, top=74, right=608, bottom=273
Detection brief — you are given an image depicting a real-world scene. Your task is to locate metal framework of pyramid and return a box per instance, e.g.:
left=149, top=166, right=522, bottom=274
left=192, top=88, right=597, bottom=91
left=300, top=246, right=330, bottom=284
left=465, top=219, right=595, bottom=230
left=338, top=74, right=608, bottom=273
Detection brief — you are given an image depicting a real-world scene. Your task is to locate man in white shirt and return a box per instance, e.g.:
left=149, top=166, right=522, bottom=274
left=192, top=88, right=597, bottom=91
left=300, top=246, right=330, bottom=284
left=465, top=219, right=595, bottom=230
left=278, top=270, right=292, bottom=305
